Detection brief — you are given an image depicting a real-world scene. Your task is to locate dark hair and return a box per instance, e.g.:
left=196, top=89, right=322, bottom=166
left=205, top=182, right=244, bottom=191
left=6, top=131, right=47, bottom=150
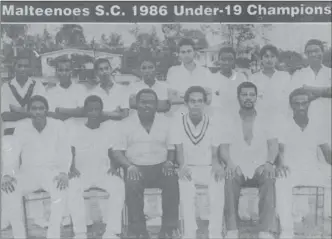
left=94, top=58, right=111, bottom=71
left=184, top=86, right=208, bottom=103
left=305, top=39, right=324, bottom=52
left=136, top=88, right=159, bottom=103
left=289, top=88, right=311, bottom=104
left=218, top=46, right=236, bottom=60
left=139, top=54, right=157, bottom=67
left=237, top=81, right=258, bottom=97
left=14, top=49, right=32, bottom=67
left=84, top=95, right=104, bottom=110
left=260, top=45, right=279, bottom=59
left=55, top=57, right=72, bottom=70
left=177, top=38, right=196, bottom=52
left=27, top=95, right=49, bottom=111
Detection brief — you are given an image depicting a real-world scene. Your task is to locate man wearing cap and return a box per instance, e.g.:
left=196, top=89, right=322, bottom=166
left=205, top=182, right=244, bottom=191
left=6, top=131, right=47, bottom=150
left=1, top=95, right=71, bottom=239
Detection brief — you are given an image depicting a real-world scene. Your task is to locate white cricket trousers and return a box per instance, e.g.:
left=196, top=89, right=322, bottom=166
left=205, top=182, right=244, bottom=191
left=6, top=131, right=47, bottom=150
left=1, top=169, right=67, bottom=239
left=179, top=166, right=225, bottom=238
left=67, top=173, right=125, bottom=238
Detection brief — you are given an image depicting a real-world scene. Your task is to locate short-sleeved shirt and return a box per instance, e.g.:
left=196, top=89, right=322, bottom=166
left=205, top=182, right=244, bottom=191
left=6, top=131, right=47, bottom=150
left=1, top=78, right=46, bottom=130
left=169, top=112, right=231, bottom=166
left=249, top=70, right=291, bottom=117
left=45, top=82, right=87, bottom=111
left=129, top=79, right=170, bottom=101
left=113, top=112, right=173, bottom=166
left=14, top=118, right=72, bottom=173
left=228, top=110, right=279, bottom=178
left=84, top=82, right=130, bottom=111
left=67, top=120, right=115, bottom=176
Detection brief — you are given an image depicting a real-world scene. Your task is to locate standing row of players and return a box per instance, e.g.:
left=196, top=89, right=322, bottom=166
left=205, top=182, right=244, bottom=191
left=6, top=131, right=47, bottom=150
left=1, top=38, right=331, bottom=239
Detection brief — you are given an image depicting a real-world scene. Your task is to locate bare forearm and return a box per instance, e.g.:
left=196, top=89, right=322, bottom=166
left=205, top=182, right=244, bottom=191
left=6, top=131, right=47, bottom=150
left=157, top=100, right=171, bottom=113
left=267, top=139, right=279, bottom=164
left=1, top=112, right=31, bottom=121
left=175, top=144, right=185, bottom=167
left=167, top=149, right=176, bottom=164
left=320, top=144, right=332, bottom=165
left=56, top=107, right=84, bottom=117
left=112, top=150, right=132, bottom=168
left=47, top=112, right=71, bottom=121
left=219, top=144, right=232, bottom=166
left=101, top=109, right=129, bottom=121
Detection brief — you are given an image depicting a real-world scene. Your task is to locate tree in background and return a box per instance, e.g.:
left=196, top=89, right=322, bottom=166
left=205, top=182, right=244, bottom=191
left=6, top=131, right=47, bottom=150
left=55, top=24, right=86, bottom=47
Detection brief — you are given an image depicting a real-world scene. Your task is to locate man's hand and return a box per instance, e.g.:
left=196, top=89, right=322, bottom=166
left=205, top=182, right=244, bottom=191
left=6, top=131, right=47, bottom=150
left=69, top=166, right=81, bottom=179
left=127, top=165, right=141, bottom=181
left=107, top=168, right=120, bottom=177
left=54, top=172, right=69, bottom=190
left=211, top=164, right=224, bottom=182
left=258, top=162, right=276, bottom=178
left=225, top=163, right=237, bottom=180
left=1, top=175, right=16, bottom=193
left=162, top=161, right=174, bottom=176
left=276, top=165, right=290, bottom=178
left=177, top=165, right=192, bottom=181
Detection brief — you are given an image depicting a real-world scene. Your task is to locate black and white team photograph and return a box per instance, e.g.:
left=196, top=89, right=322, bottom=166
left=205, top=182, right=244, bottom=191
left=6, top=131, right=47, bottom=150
left=0, top=2, right=331, bottom=238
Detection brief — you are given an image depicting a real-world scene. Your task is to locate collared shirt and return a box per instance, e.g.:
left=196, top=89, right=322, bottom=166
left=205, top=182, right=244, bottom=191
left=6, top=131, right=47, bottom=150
left=129, top=79, right=170, bottom=101
left=169, top=112, right=231, bottom=166
left=67, top=120, right=115, bottom=176
left=1, top=78, right=46, bottom=130
left=45, top=82, right=87, bottom=111
left=84, top=82, right=130, bottom=111
left=13, top=118, right=72, bottom=173
left=249, top=70, right=291, bottom=117
left=113, top=112, right=174, bottom=166
left=228, top=109, right=279, bottom=178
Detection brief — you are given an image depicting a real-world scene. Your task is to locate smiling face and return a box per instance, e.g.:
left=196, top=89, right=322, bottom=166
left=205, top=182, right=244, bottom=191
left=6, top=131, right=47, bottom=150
left=140, top=60, right=156, bottom=84
left=137, top=92, right=158, bottom=119
left=85, top=100, right=103, bottom=120
left=305, top=44, right=323, bottom=67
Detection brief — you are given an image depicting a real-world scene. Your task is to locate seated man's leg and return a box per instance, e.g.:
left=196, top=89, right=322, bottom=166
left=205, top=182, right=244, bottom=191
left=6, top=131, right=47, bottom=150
left=208, top=172, right=225, bottom=238
left=67, top=177, right=87, bottom=238
left=42, top=171, right=67, bottom=239
left=97, top=174, right=125, bottom=238
left=224, top=172, right=243, bottom=236
left=253, top=166, right=278, bottom=236
left=125, top=166, right=147, bottom=235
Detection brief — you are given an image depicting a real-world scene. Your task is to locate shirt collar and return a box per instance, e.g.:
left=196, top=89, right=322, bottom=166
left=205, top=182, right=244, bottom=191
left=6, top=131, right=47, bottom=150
left=10, top=77, right=34, bottom=89
left=180, top=61, right=200, bottom=72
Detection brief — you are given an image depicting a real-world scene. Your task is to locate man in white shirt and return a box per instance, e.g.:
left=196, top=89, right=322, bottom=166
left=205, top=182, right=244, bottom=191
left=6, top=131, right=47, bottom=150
left=249, top=45, right=291, bottom=117
left=169, top=86, right=228, bottom=239
left=58, top=58, right=129, bottom=121
left=112, top=89, right=179, bottom=239
left=1, top=95, right=71, bottom=239
left=223, top=82, right=279, bottom=239
left=129, top=55, right=171, bottom=113
left=67, top=95, right=125, bottom=239
left=212, top=46, right=248, bottom=114
left=275, top=88, right=331, bottom=239
left=1, top=50, right=46, bottom=134
left=166, top=38, right=214, bottom=116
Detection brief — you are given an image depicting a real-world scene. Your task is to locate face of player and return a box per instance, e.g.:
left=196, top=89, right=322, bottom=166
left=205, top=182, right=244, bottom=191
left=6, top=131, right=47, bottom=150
left=29, top=100, right=47, bottom=124
left=291, top=94, right=310, bottom=117
left=137, top=93, right=158, bottom=119
left=96, top=61, right=112, bottom=83
left=179, top=45, right=195, bottom=64
left=261, top=50, right=277, bottom=70
left=238, top=87, right=257, bottom=109
left=56, top=62, right=72, bottom=85
left=219, top=52, right=235, bottom=74
left=187, top=92, right=206, bottom=118
left=140, top=61, right=156, bottom=84
left=15, top=58, right=31, bottom=81
left=306, top=44, right=323, bottom=67
left=85, top=101, right=103, bottom=120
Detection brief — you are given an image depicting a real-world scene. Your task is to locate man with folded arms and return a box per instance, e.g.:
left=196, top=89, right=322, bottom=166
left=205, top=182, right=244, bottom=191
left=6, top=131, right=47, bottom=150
left=67, top=95, right=125, bottom=239
left=1, top=95, right=71, bottom=239
left=223, top=82, right=279, bottom=239
left=169, top=86, right=228, bottom=239
left=112, top=89, right=179, bottom=239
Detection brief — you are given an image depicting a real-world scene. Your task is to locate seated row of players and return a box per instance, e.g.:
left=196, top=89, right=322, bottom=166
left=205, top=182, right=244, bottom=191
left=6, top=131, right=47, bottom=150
left=2, top=83, right=331, bottom=239
left=1, top=38, right=331, bottom=239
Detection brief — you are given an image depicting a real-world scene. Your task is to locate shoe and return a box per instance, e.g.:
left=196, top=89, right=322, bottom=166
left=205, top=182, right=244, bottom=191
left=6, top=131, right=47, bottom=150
left=158, top=228, right=181, bottom=239
left=182, top=230, right=196, bottom=239
left=258, top=232, right=274, bottom=239
left=102, top=233, right=121, bottom=239
left=139, top=231, right=151, bottom=239
left=224, top=230, right=239, bottom=239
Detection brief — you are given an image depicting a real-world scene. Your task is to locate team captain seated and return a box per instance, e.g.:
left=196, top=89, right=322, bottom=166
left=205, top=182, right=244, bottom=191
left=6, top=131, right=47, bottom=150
left=112, top=88, right=180, bottom=239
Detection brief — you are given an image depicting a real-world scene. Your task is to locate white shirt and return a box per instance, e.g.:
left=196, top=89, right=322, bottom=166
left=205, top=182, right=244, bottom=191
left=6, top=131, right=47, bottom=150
left=129, top=79, right=170, bottom=101
left=45, top=82, right=87, bottom=111
left=169, top=113, right=231, bottom=166
left=13, top=118, right=72, bottom=174
left=229, top=110, right=279, bottom=178
left=1, top=135, right=21, bottom=176
left=113, top=112, right=174, bottom=166
left=84, top=82, right=130, bottom=111
left=67, top=120, right=115, bottom=176
left=211, top=70, right=248, bottom=112
left=249, top=70, right=291, bottom=117
left=1, top=78, right=46, bottom=130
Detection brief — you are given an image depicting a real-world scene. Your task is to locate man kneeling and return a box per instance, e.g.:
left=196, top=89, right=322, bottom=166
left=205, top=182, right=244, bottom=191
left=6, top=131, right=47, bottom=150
left=67, top=95, right=125, bottom=239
